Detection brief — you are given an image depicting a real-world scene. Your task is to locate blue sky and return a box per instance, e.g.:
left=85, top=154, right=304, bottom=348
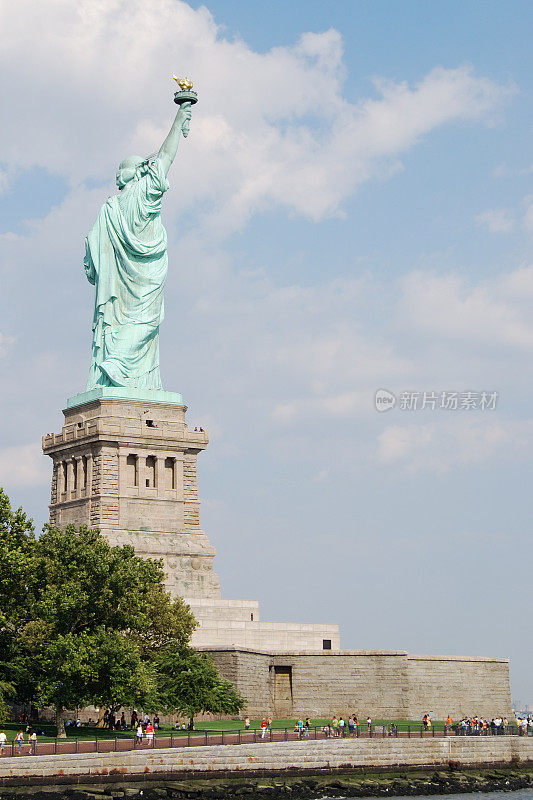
left=1, top=0, right=532, bottom=706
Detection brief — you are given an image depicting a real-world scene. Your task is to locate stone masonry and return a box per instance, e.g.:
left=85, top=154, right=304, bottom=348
left=43, top=397, right=220, bottom=599
left=42, top=396, right=339, bottom=649
left=202, top=647, right=513, bottom=720
left=43, top=394, right=513, bottom=719
left=1, top=737, right=532, bottom=785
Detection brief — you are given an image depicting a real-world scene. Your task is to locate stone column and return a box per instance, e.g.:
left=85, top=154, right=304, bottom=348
left=155, top=455, right=164, bottom=494
left=74, top=456, right=82, bottom=497
left=67, top=459, right=75, bottom=499
left=85, top=453, right=93, bottom=496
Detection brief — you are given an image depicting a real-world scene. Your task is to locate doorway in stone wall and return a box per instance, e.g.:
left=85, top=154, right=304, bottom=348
left=273, top=666, right=293, bottom=717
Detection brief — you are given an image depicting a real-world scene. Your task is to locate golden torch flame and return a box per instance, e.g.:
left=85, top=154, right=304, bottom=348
left=172, top=75, right=194, bottom=91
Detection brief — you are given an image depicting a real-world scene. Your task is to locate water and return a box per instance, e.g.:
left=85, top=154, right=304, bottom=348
left=324, top=792, right=533, bottom=800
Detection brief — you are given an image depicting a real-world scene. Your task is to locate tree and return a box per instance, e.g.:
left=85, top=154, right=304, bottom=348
left=9, top=521, right=197, bottom=735
left=0, top=489, right=36, bottom=719
left=0, top=490, right=244, bottom=735
left=152, top=643, right=245, bottom=728
left=0, top=680, right=14, bottom=724
left=0, top=489, right=36, bottom=626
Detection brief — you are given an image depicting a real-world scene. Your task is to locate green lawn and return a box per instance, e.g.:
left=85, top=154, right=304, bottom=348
left=0, top=717, right=447, bottom=742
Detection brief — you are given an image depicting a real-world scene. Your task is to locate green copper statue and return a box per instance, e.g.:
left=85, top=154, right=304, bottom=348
left=84, top=82, right=195, bottom=390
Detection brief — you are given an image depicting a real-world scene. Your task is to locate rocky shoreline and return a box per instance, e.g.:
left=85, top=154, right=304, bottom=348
left=1, top=766, right=533, bottom=800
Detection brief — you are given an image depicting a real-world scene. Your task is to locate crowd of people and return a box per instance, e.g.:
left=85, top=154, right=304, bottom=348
left=446, top=715, right=532, bottom=735
left=0, top=728, right=38, bottom=755
left=273, top=713, right=532, bottom=738
left=1, top=710, right=531, bottom=756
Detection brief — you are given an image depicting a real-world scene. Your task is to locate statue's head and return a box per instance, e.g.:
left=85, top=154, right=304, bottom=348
left=116, top=156, right=146, bottom=189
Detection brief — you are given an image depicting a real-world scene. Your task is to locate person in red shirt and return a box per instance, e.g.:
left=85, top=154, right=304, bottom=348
left=145, top=721, right=155, bottom=744
left=261, top=718, right=268, bottom=739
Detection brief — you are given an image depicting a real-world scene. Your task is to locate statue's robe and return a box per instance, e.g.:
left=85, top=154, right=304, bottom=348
left=84, top=158, right=169, bottom=389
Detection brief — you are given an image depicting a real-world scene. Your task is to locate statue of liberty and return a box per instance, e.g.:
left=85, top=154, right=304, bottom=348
left=84, top=89, right=193, bottom=390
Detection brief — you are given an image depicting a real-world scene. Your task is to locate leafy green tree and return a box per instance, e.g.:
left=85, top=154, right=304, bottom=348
left=0, top=490, right=244, bottom=735
left=13, top=522, right=197, bottom=735
left=152, top=643, right=245, bottom=728
left=0, top=680, right=14, bottom=724
left=0, top=489, right=36, bottom=718
left=0, top=488, right=36, bottom=626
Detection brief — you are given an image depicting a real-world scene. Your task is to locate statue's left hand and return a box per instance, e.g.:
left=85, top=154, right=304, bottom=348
left=177, top=101, right=192, bottom=138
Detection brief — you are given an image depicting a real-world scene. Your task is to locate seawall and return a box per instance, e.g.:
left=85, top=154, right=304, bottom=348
left=1, top=736, right=532, bottom=787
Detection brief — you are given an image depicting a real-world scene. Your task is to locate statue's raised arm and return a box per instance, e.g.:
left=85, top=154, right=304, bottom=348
left=158, top=101, right=192, bottom=177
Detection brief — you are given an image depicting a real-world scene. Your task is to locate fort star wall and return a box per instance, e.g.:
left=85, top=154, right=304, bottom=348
left=203, top=647, right=513, bottom=720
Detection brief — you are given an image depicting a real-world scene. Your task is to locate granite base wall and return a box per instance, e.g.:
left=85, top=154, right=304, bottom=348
left=204, top=648, right=513, bottom=720
left=406, top=655, right=513, bottom=720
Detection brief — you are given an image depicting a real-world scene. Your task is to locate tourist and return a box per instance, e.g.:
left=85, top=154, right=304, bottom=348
left=297, top=718, right=304, bottom=738
left=331, top=716, right=339, bottom=737
left=154, top=714, right=160, bottom=730
left=145, top=721, right=154, bottom=744
left=348, top=716, right=354, bottom=736
left=305, top=717, right=311, bottom=738
left=261, top=718, right=268, bottom=739
left=28, top=730, right=37, bottom=754
left=267, top=716, right=272, bottom=732
left=367, top=716, right=372, bottom=733
left=445, top=714, right=452, bottom=732
left=15, top=730, right=24, bottom=754
left=135, top=723, right=143, bottom=744
left=338, top=716, right=346, bottom=737
left=120, top=712, right=126, bottom=730
left=0, top=730, right=6, bottom=754
left=244, top=716, right=250, bottom=731
left=131, top=710, right=138, bottom=728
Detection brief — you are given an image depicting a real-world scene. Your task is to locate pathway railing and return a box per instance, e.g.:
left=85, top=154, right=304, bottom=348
left=0, top=723, right=526, bottom=758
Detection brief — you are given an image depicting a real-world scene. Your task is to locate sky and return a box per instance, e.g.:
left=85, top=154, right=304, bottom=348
left=0, top=0, right=532, bottom=706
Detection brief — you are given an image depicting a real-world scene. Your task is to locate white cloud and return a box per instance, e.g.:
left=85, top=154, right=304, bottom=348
left=475, top=208, right=515, bottom=233
left=0, top=333, right=15, bottom=357
left=0, top=442, right=50, bottom=488
left=523, top=200, right=533, bottom=231
left=376, top=417, right=533, bottom=473
left=398, top=266, right=533, bottom=350
left=493, top=162, right=533, bottom=178
left=0, top=1, right=514, bottom=234
left=0, top=168, right=8, bottom=195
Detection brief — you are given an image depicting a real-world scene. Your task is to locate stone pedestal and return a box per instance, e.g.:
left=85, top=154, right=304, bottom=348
left=42, top=395, right=221, bottom=600
left=43, top=392, right=340, bottom=651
